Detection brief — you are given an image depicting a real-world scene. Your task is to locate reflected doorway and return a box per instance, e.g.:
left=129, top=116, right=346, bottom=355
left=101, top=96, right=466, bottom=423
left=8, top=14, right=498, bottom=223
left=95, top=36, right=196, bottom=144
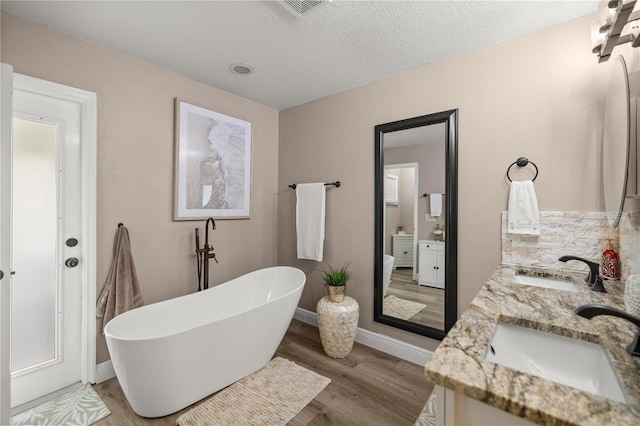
left=382, top=162, right=445, bottom=329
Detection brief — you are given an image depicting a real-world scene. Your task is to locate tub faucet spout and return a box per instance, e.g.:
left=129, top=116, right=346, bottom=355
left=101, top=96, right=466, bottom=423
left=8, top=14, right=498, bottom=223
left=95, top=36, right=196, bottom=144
left=205, top=217, right=216, bottom=247
left=575, top=304, right=640, bottom=356
left=558, top=255, right=600, bottom=285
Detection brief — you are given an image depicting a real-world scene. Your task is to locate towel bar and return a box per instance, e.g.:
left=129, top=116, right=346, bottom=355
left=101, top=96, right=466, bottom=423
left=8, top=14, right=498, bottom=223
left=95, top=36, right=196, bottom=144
left=289, top=181, right=341, bottom=190
left=506, top=157, right=538, bottom=182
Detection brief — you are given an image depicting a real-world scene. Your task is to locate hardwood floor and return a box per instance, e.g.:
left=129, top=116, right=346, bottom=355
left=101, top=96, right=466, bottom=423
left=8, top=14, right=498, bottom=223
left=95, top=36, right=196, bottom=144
left=92, top=319, right=433, bottom=425
left=387, top=268, right=445, bottom=330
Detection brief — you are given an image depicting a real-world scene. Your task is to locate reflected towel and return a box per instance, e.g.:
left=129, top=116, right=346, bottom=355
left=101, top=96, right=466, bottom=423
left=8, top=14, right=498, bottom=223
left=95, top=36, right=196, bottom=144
left=296, top=183, right=326, bottom=261
left=429, top=193, right=442, bottom=217
left=96, top=225, right=143, bottom=332
left=507, top=180, right=540, bottom=236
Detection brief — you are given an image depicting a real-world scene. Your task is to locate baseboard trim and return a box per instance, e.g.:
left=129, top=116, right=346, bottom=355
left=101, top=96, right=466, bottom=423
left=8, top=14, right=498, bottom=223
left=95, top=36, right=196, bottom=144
left=293, top=307, right=319, bottom=327
left=293, top=307, right=432, bottom=366
left=95, top=360, right=115, bottom=384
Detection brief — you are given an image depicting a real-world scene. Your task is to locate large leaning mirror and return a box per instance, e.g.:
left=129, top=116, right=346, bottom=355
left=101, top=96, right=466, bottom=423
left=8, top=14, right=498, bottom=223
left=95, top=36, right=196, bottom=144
left=603, top=55, right=631, bottom=228
left=374, top=110, right=458, bottom=340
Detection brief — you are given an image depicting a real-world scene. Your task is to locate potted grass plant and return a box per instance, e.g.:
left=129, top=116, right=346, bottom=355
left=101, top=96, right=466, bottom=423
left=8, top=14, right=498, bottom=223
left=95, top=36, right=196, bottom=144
left=321, top=261, right=352, bottom=303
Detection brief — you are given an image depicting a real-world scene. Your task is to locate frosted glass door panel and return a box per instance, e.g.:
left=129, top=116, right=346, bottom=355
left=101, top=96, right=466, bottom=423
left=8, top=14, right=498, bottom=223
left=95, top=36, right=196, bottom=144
left=11, top=117, right=58, bottom=373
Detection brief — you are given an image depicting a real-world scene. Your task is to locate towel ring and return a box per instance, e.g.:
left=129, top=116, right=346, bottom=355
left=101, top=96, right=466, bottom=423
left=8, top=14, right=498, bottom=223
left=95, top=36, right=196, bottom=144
left=506, top=157, right=538, bottom=182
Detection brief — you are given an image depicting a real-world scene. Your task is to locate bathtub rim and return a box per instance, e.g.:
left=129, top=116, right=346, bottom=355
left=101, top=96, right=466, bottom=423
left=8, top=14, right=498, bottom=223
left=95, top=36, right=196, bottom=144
left=104, top=265, right=305, bottom=342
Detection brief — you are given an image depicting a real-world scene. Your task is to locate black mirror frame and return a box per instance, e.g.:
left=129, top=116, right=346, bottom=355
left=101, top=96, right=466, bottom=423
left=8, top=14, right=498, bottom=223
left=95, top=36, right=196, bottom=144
left=374, top=109, right=458, bottom=340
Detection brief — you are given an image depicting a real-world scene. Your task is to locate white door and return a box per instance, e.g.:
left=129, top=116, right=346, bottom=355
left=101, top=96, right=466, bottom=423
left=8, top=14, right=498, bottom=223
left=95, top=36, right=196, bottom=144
left=0, top=63, right=14, bottom=426
left=9, top=75, right=89, bottom=408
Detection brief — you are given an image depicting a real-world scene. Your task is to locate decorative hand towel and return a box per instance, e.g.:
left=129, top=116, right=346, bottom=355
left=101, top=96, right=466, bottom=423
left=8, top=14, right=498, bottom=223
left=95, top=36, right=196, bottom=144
left=97, top=225, right=143, bottom=332
left=430, top=193, right=442, bottom=217
left=507, top=180, right=540, bottom=236
left=296, top=183, right=326, bottom=261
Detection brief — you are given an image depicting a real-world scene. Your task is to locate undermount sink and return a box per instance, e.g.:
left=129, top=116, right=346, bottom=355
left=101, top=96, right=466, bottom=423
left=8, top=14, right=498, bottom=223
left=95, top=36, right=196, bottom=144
left=486, top=323, right=626, bottom=403
left=513, top=274, right=579, bottom=293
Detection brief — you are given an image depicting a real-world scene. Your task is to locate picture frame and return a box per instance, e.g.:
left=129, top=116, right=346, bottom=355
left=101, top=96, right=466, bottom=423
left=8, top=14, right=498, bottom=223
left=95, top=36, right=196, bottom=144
left=174, top=99, right=252, bottom=220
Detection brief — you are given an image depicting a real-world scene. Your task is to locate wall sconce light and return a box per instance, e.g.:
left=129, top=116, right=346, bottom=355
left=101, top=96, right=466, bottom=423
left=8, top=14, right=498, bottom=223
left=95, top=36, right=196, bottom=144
left=593, top=0, right=640, bottom=62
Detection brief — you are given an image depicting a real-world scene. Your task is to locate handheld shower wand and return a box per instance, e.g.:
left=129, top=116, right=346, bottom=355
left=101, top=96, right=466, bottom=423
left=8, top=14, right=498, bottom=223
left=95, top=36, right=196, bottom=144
left=195, top=228, right=202, bottom=291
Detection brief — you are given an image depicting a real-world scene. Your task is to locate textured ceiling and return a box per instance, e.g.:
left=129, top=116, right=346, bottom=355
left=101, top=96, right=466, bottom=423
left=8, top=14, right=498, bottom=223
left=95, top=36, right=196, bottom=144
left=1, top=1, right=595, bottom=111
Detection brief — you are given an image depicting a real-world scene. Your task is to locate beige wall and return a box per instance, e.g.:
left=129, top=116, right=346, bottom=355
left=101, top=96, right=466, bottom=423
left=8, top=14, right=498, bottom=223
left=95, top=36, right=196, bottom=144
left=1, top=13, right=280, bottom=363
left=385, top=143, right=446, bottom=195
left=385, top=142, right=447, bottom=241
left=4, top=10, right=636, bottom=358
left=278, top=14, right=613, bottom=350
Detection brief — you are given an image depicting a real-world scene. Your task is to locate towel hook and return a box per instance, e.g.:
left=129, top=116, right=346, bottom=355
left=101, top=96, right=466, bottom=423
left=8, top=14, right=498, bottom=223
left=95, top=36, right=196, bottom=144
left=506, top=157, right=538, bottom=182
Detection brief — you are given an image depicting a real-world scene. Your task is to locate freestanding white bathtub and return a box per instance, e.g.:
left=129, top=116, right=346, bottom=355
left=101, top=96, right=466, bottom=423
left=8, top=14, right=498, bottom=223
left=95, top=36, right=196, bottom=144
left=104, top=266, right=306, bottom=418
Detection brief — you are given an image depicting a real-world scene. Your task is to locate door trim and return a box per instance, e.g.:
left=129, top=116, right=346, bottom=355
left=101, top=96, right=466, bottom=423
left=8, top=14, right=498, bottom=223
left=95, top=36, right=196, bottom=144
left=384, top=162, right=419, bottom=279
left=1, top=63, right=14, bottom=426
left=13, top=74, right=97, bottom=384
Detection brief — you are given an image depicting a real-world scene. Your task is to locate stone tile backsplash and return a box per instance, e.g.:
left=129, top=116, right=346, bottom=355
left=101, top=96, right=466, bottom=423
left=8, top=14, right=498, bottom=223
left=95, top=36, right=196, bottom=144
left=620, top=211, right=640, bottom=283
left=501, top=211, right=619, bottom=274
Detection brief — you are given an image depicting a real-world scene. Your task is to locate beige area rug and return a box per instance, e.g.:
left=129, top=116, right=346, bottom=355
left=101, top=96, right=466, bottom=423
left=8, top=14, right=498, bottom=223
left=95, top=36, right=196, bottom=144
left=176, top=357, right=330, bottom=426
left=383, top=295, right=427, bottom=320
left=414, top=390, right=436, bottom=426
left=10, top=384, right=110, bottom=426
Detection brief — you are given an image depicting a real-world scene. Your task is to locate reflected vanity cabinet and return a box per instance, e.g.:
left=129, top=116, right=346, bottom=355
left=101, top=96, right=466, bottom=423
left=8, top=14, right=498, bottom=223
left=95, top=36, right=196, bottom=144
left=418, top=240, right=445, bottom=289
left=392, top=234, right=414, bottom=268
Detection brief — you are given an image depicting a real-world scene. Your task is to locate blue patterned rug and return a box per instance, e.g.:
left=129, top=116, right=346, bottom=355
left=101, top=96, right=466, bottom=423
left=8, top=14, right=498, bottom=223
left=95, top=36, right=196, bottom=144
left=10, top=384, right=110, bottom=425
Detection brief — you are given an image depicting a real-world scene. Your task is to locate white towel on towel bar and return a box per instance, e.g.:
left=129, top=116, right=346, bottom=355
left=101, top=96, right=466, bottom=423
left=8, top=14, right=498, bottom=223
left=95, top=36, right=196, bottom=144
left=507, top=180, right=540, bottom=236
left=430, top=193, right=442, bottom=217
left=296, top=183, right=326, bottom=261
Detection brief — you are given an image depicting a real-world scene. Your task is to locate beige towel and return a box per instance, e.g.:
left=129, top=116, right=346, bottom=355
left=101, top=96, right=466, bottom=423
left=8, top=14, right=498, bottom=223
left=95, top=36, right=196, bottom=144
left=96, top=225, right=143, bottom=332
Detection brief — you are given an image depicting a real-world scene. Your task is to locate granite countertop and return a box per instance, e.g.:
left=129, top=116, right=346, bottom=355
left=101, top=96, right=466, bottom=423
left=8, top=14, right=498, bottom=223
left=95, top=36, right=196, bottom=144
left=425, top=265, right=640, bottom=425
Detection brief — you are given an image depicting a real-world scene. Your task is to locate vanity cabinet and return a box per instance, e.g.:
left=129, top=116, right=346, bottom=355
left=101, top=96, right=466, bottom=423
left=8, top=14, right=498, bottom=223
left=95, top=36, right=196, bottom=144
left=392, top=234, right=414, bottom=268
left=437, top=386, right=535, bottom=426
left=418, top=240, right=445, bottom=288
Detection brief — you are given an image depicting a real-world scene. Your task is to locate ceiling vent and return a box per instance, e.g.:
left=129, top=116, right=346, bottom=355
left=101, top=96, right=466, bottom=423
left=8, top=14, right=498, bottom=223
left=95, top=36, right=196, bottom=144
left=278, top=0, right=326, bottom=18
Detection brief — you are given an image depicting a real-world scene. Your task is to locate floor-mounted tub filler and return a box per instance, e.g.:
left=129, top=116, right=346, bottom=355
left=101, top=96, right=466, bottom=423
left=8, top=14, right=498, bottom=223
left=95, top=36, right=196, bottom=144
left=104, top=266, right=306, bottom=417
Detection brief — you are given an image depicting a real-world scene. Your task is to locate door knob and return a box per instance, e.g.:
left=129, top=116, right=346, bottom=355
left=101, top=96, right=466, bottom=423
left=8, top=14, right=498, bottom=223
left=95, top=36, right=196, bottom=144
left=65, top=257, right=79, bottom=268
left=0, top=270, right=3, bottom=280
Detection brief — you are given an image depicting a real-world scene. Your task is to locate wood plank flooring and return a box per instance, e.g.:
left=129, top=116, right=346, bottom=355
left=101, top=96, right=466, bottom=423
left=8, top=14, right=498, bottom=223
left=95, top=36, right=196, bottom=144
left=387, top=268, right=445, bottom=330
left=92, top=319, right=433, bottom=425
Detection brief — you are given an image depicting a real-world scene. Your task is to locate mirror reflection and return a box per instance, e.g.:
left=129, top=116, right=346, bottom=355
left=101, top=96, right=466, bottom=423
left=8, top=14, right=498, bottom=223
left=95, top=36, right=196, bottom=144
left=383, top=125, right=445, bottom=330
left=602, top=55, right=631, bottom=228
left=374, top=110, right=457, bottom=340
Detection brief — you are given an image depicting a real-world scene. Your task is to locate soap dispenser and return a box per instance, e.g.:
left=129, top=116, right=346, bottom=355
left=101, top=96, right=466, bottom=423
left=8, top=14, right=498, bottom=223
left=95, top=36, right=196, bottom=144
left=602, top=240, right=619, bottom=280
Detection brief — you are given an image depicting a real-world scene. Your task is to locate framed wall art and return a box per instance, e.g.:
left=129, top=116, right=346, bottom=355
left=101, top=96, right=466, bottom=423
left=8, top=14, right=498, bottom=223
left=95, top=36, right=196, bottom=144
left=174, top=99, right=252, bottom=220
